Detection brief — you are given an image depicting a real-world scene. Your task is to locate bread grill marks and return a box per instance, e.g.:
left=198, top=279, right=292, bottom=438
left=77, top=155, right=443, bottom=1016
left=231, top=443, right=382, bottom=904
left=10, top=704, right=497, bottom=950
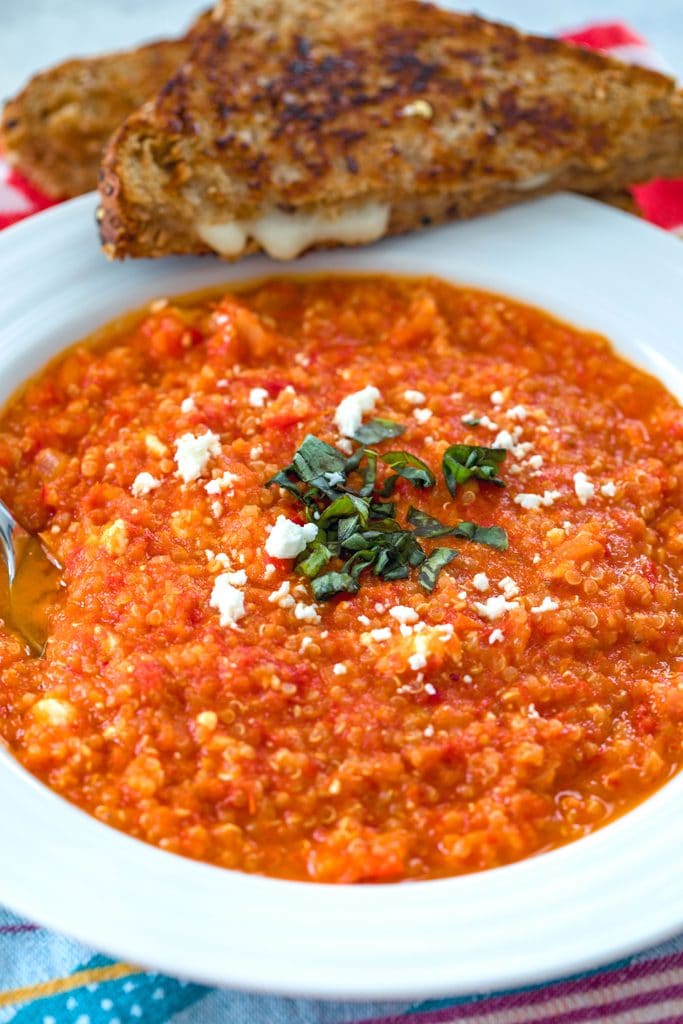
left=98, top=1, right=683, bottom=259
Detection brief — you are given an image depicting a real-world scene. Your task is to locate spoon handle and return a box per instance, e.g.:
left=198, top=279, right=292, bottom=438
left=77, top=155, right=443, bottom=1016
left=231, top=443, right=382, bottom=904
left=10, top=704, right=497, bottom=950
left=0, top=499, right=18, bottom=585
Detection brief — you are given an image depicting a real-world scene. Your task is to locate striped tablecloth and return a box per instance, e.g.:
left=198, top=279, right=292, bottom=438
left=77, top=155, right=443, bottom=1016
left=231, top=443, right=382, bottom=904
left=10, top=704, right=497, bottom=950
left=0, top=20, right=682, bottom=1024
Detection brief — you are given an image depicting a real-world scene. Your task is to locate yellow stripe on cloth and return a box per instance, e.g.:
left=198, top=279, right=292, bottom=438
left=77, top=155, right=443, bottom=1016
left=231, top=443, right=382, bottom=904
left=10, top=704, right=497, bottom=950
left=0, top=961, right=138, bottom=1008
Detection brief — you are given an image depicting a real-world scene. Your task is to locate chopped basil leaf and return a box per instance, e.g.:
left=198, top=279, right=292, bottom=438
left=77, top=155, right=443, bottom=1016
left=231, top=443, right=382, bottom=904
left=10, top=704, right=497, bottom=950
left=382, top=563, right=411, bottom=581
left=406, top=506, right=456, bottom=538
left=359, top=450, right=378, bottom=497
left=453, top=522, right=509, bottom=550
left=343, top=447, right=366, bottom=474
left=352, top=418, right=406, bottom=445
left=311, top=571, right=359, bottom=600
left=369, top=499, right=396, bottom=519
left=318, top=493, right=370, bottom=527
left=346, top=551, right=377, bottom=581
left=418, top=547, right=459, bottom=592
left=296, top=542, right=333, bottom=577
left=381, top=451, right=435, bottom=489
left=265, top=468, right=306, bottom=502
left=442, top=443, right=507, bottom=497
left=337, top=515, right=361, bottom=545
left=292, top=435, right=348, bottom=483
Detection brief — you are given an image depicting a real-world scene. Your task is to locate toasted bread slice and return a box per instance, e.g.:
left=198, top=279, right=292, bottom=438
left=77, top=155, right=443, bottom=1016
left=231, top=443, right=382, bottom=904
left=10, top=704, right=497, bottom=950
left=1, top=14, right=210, bottom=199
left=99, top=0, right=683, bottom=260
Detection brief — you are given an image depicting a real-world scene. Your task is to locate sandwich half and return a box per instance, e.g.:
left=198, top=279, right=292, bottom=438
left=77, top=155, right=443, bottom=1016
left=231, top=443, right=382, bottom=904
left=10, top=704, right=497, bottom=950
left=1, top=14, right=209, bottom=199
left=99, top=0, right=683, bottom=260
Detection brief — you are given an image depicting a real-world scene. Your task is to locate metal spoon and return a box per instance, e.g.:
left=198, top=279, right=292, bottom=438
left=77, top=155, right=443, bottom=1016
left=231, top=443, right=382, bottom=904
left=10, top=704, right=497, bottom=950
left=0, top=498, right=63, bottom=656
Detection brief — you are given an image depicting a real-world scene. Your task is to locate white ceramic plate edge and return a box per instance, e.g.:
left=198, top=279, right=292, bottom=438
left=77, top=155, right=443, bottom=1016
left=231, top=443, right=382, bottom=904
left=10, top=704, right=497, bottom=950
left=0, top=192, right=681, bottom=1000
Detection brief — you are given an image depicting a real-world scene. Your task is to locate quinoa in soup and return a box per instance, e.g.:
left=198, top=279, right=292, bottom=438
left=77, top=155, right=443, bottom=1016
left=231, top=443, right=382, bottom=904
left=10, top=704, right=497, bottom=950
left=0, top=275, right=681, bottom=882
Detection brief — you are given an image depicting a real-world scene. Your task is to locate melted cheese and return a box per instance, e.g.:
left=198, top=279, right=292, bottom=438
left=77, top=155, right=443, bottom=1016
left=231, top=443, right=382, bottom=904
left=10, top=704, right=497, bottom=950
left=197, top=202, right=390, bottom=260
left=513, top=172, right=552, bottom=192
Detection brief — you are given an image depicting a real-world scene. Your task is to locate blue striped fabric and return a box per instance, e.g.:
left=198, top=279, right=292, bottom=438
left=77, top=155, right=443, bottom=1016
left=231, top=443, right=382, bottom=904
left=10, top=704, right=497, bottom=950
left=2, top=907, right=682, bottom=1024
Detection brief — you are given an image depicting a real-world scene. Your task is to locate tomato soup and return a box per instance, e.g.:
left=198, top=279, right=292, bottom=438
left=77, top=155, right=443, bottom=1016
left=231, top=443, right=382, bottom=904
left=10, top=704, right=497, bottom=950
left=0, top=276, right=681, bottom=883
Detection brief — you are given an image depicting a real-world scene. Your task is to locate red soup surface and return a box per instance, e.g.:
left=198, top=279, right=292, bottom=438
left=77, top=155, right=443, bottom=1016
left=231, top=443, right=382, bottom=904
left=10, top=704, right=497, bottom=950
left=1, top=275, right=682, bottom=883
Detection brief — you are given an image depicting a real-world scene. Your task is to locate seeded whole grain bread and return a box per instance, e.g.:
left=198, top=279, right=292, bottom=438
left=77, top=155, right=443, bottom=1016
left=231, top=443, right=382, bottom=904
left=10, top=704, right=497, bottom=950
left=1, top=14, right=210, bottom=199
left=98, top=0, right=683, bottom=259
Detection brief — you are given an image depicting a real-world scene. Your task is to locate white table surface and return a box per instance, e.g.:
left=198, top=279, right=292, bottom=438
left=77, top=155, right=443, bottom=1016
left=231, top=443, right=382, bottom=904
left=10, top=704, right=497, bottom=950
left=1, top=0, right=682, bottom=102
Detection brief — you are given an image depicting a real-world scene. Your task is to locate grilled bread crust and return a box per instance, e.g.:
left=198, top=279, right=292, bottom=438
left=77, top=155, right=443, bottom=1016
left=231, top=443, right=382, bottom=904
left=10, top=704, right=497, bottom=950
left=99, top=0, right=683, bottom=258
left=1, top=18, right=210, bottom=199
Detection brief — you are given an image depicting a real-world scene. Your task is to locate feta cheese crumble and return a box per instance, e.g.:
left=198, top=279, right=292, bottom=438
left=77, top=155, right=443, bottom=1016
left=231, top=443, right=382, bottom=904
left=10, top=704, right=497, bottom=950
left=333, top=663, right=348, bottom=675
left=531, top=597, right=559, bottom=614
left=489, top=629, right=504, bottom=645
left=601, top=480, right=617, bottom=497
left=574, top=471, right=595, bottom=505
left=180, top=396, right=196, bottom=414
left=472, top=573, right=490, bottom=592
left=474, top=595, right=519, bottom=621
left=404, top=389, right=426, bottom=405
left=334, top=385, right=381, bottom=437
left=408, top=652, right=428, bottom=671
left=249, top=387, right=269, bottom=408
left=205, top=470, right=239, bottom=495
left=174, top=430, right=222, bottom=483
left=490, top=390, right=504, bottom=406
left=389, top=605, right=419, bottom=625
left=268, top=580, right=295, bottom=609
left=514, top=490, right=562, bottom=511
left=210, top=574, right=246, bottom=628
left=294, top=602, right=321, bottom=624
left=413, top=407, right=433, bottom=424
left=492, top=429, right=516, bottom=450
left=220, top=569, right=244, bottom=586
left=265, top=516, right=317, bottom=558
left=131, top=472, right=161, bottom=497
left=498, top=576, right=520, bottom=599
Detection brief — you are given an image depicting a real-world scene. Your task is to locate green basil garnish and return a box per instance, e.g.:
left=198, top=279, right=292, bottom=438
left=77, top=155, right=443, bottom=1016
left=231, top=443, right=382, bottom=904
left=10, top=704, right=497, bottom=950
left=453, top=522, right=509, bottom=550
left=266, top=423, right=509, bottom=600
left=381, top=451, right=435, bottom=490
left=419, top=548, right=459, bottom=593
left=442, top=444, right=507, bottom=497
left=352, top=418, right=406, bottom=445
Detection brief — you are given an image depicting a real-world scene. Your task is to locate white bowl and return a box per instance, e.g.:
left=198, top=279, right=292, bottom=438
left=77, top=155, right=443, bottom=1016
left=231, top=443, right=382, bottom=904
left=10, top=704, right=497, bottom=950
left=0, top=193, right=682, bottom=1000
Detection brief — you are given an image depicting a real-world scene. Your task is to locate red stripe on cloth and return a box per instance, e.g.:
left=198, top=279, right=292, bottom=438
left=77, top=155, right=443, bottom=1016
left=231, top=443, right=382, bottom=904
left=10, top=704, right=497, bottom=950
left=633, top=179, right=683, bottom=231
left=547, top=983, right=683, bottom=1023
left=0, top=166, right=59, bottom=230
left=560, top=22, right=646, bottom=50
left=354, top=951, right=683, bottom=1024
